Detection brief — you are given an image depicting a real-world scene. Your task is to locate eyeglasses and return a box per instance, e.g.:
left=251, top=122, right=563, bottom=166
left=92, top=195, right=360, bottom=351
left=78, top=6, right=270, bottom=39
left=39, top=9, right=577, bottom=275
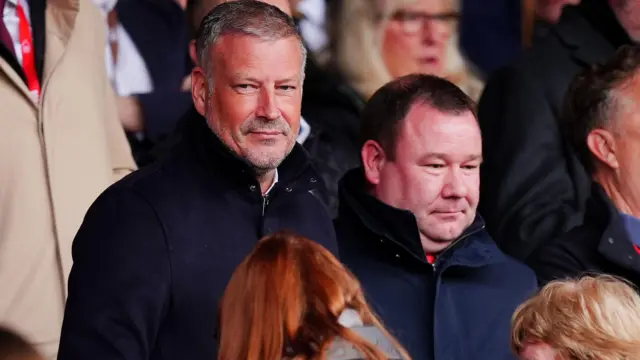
left=389, top=10, right=460, bottom=34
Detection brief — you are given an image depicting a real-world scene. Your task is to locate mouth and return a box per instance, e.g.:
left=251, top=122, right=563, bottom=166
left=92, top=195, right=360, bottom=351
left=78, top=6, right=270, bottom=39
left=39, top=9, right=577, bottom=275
left=432, top=210, right=464, bottom=217
left=418, top=56, right=440, bottom=66
left=249, top=131, right=281, bottom=137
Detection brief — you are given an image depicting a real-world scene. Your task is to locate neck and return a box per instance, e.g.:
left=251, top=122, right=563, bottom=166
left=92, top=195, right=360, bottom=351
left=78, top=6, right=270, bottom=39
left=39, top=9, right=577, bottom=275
left=595, top=171, right=640, bottom=217
left=257, top=169, right=276, bottom=195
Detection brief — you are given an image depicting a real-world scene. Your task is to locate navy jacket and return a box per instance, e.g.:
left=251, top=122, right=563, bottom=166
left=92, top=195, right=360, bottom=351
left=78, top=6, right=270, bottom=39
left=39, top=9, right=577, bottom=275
left=335, top=169, right=537, bottom=360
left=529, top=183, right=640, bottom=287
left=58, top=109, right=338, bottom=360
left=117, top=0, right=193, bottom=161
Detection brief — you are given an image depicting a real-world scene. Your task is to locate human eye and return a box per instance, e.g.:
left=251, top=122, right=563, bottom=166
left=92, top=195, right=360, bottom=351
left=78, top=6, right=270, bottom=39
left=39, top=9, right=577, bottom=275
left=233, top=84, right=258, bottom=93
left=276, top=85, right=297, bottom=94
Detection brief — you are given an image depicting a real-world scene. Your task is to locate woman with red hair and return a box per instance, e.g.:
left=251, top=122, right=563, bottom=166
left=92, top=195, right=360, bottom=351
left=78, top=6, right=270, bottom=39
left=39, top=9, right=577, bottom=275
left=217, top=231, right=410, bottom=360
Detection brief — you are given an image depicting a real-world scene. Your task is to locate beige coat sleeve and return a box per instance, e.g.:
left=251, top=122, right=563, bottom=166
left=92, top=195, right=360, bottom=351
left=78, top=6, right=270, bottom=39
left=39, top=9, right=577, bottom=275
left=104, top=83, right=137, bottom=181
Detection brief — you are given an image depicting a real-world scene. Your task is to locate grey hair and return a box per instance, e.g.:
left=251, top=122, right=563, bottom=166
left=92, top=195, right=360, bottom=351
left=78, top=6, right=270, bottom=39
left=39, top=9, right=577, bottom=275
left=195, top=0, right=307, bottom=84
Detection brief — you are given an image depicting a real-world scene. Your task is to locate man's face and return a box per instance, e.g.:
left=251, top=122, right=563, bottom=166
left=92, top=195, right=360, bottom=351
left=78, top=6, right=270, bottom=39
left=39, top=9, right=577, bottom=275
left=611, top=0, right=640, bottom=42
left=371, top=103, right=482, bottom=253
left=609, top=77, right=640, bottom=213
left=192, top=35, right=303, bottom=172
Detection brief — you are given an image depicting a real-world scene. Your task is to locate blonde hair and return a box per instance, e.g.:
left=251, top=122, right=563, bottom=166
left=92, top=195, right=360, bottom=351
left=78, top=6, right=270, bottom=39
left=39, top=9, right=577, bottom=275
left=217, top=231, right=411, bottom=360
left=511, top=275, right=640, bottom=360
left=329, top=0, right=483, bottom=100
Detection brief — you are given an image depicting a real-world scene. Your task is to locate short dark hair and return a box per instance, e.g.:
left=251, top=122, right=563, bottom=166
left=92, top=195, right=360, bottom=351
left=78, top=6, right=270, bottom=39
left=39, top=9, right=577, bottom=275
left=360, top=74, right=477, bottom=160
left=561, top=44, right=640, bottom=174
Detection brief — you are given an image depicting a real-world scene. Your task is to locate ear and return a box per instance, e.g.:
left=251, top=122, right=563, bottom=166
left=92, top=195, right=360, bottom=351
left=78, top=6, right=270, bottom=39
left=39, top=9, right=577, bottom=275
left=361, top=140, right=387, bottom=186
left=191, top=66, right=208, bottom=117
left=587, top=129, right=619, bottom=170
left=189, top=40, right=198, bottom=65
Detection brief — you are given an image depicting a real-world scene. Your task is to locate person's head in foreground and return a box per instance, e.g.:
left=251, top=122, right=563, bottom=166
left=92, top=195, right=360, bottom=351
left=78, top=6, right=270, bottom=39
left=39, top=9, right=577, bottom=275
left=361, top=73, right=481, bottom=255
left=217, top=231, right=411, bottom=360
left=511, top=275, right=640, bottom=360
left=192, top=0, right=306, bottom=192
left=0, top=326, right=43, bottom=360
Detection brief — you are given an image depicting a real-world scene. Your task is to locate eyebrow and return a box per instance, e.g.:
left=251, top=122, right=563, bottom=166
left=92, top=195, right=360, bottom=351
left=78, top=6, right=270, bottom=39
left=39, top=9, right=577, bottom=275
left=230, top=75, right=301, bottom=83
left=420, top=153, right=483, bottom=162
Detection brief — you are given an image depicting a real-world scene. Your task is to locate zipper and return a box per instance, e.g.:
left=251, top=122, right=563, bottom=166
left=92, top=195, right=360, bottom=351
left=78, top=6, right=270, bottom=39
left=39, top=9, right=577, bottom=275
left=432, top=224, right=485, bottom=272
left=261, top=194, right=270, bottom=216
left=432, top=223, right=485, bottom=360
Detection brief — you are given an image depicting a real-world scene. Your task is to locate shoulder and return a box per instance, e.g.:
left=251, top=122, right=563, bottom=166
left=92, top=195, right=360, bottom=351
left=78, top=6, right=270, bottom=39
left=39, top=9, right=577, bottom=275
left=474, top=232, right=538, bottom=292
left=528, top=224, right=600, bottom=270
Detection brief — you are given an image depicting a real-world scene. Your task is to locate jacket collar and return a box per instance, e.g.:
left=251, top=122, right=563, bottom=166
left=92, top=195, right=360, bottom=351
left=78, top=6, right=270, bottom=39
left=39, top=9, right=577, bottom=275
left=591, top=183, right=640, bottom=274
left=180, top=108, right=320, bottom=195
left=337, top=168, right=505, bottom=269
left=553, top=0, right=631, bottom=67
left=0, top=0, right=47, bottom=105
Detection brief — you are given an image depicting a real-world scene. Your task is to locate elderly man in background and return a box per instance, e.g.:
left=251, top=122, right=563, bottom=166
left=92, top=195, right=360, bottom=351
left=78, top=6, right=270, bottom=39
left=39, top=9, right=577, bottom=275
left=528, top=45, right=640, bottom=287
left=478, top=0, right=640, bottom=261
left=57, top=1, right=337, bottom=359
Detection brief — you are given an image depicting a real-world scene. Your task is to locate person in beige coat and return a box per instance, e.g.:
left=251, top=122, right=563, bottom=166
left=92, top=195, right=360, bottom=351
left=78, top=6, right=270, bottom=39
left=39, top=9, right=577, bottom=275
left=0, top=0, right=136, bottom=357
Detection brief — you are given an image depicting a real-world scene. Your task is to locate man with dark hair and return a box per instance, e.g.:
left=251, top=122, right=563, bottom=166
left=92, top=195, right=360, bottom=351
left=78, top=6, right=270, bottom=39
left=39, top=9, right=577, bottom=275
left=528, top=45, right=640, bottom=287
left=57, top=2, right=337, bottom=359
left=335, top=73, right=537, bottom=360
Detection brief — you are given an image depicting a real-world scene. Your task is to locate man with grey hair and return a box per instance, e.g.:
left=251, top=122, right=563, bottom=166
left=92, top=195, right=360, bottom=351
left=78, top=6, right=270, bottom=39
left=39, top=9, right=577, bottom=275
left=57, top=1, right=337, bottom=359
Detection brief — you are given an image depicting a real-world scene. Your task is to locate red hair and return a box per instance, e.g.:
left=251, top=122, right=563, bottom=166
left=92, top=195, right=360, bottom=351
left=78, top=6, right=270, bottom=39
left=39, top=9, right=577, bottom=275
left=217, top=231, right=410, bottom=360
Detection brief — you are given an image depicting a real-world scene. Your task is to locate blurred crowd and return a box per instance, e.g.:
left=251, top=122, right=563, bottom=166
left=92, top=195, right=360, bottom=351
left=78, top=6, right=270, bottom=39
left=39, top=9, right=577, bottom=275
left=2, top=0, right=640, bottom=359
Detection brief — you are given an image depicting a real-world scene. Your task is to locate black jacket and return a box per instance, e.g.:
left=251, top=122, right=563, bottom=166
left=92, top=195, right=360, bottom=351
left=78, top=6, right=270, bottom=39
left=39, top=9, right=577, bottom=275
left=57, top=109, right=338, bottom=360
left=116, top=0, right=193, bottom=164
left=301, top=65, right=365, bottom=216
left=477, top=0, right=632, bottom=260
left=335, top=169, right=537, bottom=360
left=528, top=183, right=640, bottom=287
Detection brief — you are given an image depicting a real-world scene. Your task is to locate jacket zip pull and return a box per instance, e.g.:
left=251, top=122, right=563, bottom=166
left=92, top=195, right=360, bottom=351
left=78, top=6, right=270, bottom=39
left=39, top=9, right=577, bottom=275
left=262, top=194, right=269, bottom=216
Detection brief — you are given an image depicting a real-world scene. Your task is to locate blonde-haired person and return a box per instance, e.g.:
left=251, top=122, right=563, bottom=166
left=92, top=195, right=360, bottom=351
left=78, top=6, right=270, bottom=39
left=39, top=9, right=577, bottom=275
left=511, top=275, right=640, bottom=360
left=328, top=0, right=483, bottom=101
left=218, top=231, right=410, bottom=360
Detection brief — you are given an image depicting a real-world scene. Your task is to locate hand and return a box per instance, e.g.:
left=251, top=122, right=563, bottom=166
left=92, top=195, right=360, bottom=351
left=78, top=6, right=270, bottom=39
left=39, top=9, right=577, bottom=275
left=181, top=75, right=192, bottom=92
left=117, top=96, right=144, bottom=132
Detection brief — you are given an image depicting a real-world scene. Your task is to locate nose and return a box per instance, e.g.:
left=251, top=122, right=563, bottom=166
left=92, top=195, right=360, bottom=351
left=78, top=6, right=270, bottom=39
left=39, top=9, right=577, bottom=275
left=441, top=168, right=467, bottom=199
left=255, top=87, right=280, bottom=120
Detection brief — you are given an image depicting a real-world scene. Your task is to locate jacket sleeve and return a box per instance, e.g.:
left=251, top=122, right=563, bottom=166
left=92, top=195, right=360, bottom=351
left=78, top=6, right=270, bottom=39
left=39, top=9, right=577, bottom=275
left=478, top=66, right=583, bottom=260
left=105, top=83, right=137, bottom=180
left=58, top=188, right=171, bottom=360
left=136, top=91, right=193, bottom=143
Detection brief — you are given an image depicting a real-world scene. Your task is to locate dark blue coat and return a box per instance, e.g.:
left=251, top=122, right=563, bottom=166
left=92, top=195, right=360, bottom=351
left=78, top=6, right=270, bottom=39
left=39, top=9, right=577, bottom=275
left=57, top=109, right=338, bottom=360
left=335, top=169, right=537, bottom=360
left=116, top=0, right=193, bottom=162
